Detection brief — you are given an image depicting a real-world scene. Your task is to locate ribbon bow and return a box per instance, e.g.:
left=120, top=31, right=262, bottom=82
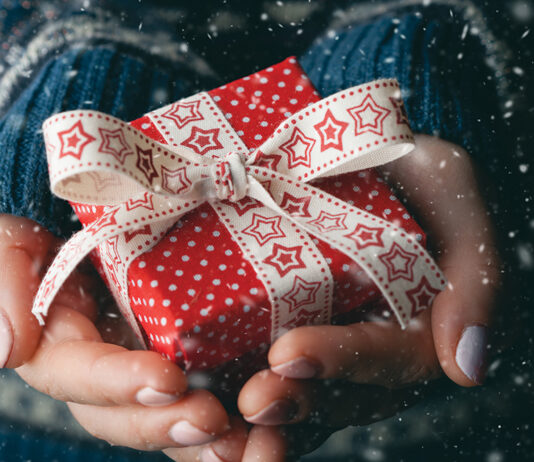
left=33, top=79, right=447, bottom=346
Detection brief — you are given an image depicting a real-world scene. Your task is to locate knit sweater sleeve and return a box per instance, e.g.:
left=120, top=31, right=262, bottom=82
left=0, top=1, right=217, bottom=238
left=299, top=3, right=509, bottom=166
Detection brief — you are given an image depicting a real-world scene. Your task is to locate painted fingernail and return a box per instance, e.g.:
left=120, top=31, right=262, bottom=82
left=271, top=356, right=321, bottom=379
left=200, top=446, right=226, bottom=462
left=136, top=387, right=180, bottom=407
left=244, top=399, right=298, bottom=425
left=456, top=325, right=489, bottom=385
left=0, top=312, right=13, bottom=368
left=168, top=421, right=216, bottom=446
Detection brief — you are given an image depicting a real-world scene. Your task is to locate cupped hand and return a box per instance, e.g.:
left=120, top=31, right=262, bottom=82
left=0, top=216, right=230, bottom=456
left=237, top=134, right=501, bottom=457
left=0, top=215, right=287, bottom=462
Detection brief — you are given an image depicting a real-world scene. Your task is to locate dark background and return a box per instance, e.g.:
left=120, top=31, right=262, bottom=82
left=0, top=1, right=532, bottom=461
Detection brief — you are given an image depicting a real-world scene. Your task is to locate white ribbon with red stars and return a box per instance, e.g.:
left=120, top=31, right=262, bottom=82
left=33, top=78, right=447, bottom=345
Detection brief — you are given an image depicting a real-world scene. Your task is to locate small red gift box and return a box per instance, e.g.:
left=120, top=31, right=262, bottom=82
left=36, top=57, right=444, bottom=371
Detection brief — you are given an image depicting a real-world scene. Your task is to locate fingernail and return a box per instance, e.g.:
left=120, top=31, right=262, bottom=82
left=136, top=387, right=180, bottom=407
left=244, top=399, right=298, bottom=425
left=168, top=421, right=216, bottom=446
left=200, top=446, right=226, bottom=462
left=271, top=356, right=321, bottom=379
left=456, top=325, right=489, bottom=385
left=0, top=312, right=13, bottom=368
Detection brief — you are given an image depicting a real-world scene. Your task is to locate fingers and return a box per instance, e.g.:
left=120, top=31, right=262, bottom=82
left=201, top=417, right=249, bottom=462
left=242, top=425, right=286, bottom=462
left=239, top=369, right=421, bottom=433
left=379, top=135, right=500, bottom=386
left=164, top=419, right=287, bottom=462
left=164, top=417, right=249, bottom=462
left=431, top=247, right=498, bottom=386
left=268, top=310, right=440, bottom=388
left=69, top=389, right=229, bottom=451
left=0, top=215, right=98, bottom=368
left=238, top=369, right=315, bottom=426
left=0, top=215, right=56, bottom=367
left=17, top=306, right=187, bottom=406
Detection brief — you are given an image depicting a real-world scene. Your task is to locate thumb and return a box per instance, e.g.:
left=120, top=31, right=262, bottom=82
left=0, top=215, right=99, bottom=368
left=0, top=215, right=58, bottom=368
left=431, top=242, right=500, bottom=387
left=376, top=134, right=501, bottom=387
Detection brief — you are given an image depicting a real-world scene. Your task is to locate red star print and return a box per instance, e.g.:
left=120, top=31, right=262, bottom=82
left=44, top=134, right=56, bottom=156
left=378, top=242, right=418, bottom=282
left=181, top=127, right=223, bottom=156
left=105, top=260, right=120, bottom=288
left=126, top=192, right=154, bottom=211
left=308, top=211, right=347, bottom=233
left=344, top=223, right=385, bottom=250
left=259, top=153, right=283, bottom=171
left=40, top=273, right=58, bottom=302
left=281, top=308, right=323, bottom=331
left=279, top=127, right=316, bottom=169
left=61, top=174, right=82, bottom=188
left=406, top=276, right=442, bottom=316
left=124, top=224, right=152, bottom=243
left=87, top=171, right=121, bottom=192
left=135, top=145, right=158, bottom=184
left=57, top=241, right=80, bottom=267
left=259, top=179, right=272, bottom=191
left=161, top=100, right=203, bottom=129
left=347, top=94, right=391, bottom=136
left=104, top=236, right=121, bottom=266
left=281, top=276, right=321, bottom=313
left=313, top=109, right=349, bottom=152
left=389, top=96, right=410, bottom=125
left=98, top=128, right=133, bottom=164
left=161, top=166, right=192, bottom=195
left=224, top=196, right=260, bottom=217
left=242, top=214, right=286, bottom=246
left=87, top=208, right=119, bottom=236
left=264, top=243, right=306, bottom=277
left=279, top=192, right=312, bottom=218
left=58, top=120, right=96, bottom=160
left=67, top=134, right=79, bottom=147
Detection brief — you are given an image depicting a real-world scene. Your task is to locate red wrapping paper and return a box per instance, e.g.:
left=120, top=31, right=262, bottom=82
left=70, top=57, right=425, bottom=370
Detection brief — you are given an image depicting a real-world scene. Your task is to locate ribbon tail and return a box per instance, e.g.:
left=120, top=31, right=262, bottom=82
left=32, top=196, right=200, bottom=325
left=247, top=174, right=447, bottom=328
left=32, top=206, right=126, bottom=325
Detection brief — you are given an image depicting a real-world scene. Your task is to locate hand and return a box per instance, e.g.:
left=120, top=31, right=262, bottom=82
left=0, top=215, right=60, bottom=368
left=0, top=215, right=287, bottom=462
left=236, top=134, right=501, bottom=458
left=0, top=216, right=227, bottom=454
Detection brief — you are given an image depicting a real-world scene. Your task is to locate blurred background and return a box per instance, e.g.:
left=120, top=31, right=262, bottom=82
left=0, top=0, right=532, bottom=460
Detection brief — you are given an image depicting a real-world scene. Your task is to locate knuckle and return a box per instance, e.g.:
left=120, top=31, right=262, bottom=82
left=127, top=412, right=152, bottom=450
left=276, top=325, right=322, bottom=356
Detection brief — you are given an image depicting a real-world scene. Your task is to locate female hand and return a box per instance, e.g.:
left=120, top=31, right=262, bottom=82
left=0, top=215, right=288, bottom=462
left=236, top=134, right=500, bottom=457
left=0, top=216, right=229, bottom=456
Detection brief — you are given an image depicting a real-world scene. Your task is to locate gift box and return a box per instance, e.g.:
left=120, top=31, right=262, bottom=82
left=35, top=57, right=446, bottom=371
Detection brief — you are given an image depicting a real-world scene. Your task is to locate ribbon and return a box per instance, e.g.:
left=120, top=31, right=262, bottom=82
left=33, top=78, right=447, bottom=348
